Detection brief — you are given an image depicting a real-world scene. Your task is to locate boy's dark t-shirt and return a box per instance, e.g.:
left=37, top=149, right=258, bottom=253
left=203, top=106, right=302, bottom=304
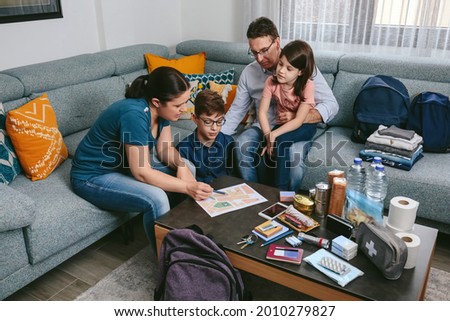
left=176, top=130, right=235, bottom=183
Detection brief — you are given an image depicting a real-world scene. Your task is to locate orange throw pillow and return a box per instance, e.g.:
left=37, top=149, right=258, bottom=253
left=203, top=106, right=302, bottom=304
left=6, top=93, right=68, bottom=181
left=145, top=52, right=206, bottom=74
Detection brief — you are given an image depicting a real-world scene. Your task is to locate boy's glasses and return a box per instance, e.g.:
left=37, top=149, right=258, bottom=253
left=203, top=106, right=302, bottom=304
left=198, top=117, right=226, bottom=127
left=248, top=39, right=275, bottom=58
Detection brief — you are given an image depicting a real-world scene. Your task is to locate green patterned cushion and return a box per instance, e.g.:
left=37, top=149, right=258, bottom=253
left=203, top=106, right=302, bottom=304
left=0, top=103, right=22, bottom=184
left=184, top=68, right=235, bottom=89
left=182, top=69, right=235, bottom=121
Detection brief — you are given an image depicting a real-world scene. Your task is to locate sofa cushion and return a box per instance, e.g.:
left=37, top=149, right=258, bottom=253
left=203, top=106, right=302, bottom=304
left=177, top=40, right=252, bottom=65
left=64, top=129, right=89, bottom=158
left=8, top=160, right=128, bottom=264
left=145, top=52, right=206, bottom=74
left=1, top=103, right=22, bottom=184
left=6, top=94, right=68, bottom=181
left=120, top=69, right=148, bottom=87
left=338, top=53, right=450, bottom=83
left=170, top=125, right=194, bottom=146
left=44, top=76, right=126, bottom=137
left=0, top=73, right=24, bottom=102
left=0, top=184, right=35, bottom=232
left=171, top=119, right=197, bottom=133
left=100, top=44, right=170, bottom=76
left=0, top=229, right=29, bottom=280
left=301, top=126, right=450, bottom=226
left=3, top=54, right=116, bottom=96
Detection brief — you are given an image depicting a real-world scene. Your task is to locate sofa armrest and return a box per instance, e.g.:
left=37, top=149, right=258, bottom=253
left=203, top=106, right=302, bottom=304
left=0, top=184, right=35, bottom=232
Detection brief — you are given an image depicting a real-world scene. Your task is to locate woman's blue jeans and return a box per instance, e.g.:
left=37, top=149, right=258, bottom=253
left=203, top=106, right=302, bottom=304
left=70, top=155, right=195, bottom=246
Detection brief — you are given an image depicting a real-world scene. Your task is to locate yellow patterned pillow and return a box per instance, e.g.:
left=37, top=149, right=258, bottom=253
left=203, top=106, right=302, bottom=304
left=179, top=80, right=199, bottom=120
left=145, top=52, right=206, bottom=74
left=6, top=93, right=68, bottom=181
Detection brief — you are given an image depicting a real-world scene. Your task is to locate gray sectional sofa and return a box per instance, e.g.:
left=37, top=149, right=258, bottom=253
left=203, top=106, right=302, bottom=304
left=1, top=39, right=449, bottom=300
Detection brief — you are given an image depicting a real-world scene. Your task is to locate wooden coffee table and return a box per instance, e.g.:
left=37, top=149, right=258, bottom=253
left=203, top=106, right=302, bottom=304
left=154, top=176, right=438, bottom=301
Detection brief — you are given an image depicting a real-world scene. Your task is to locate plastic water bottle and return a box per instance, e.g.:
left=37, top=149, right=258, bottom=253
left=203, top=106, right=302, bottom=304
left=366, top=164, right=388, bottom=201
left=346, top=157, right=366, bottom=194
left=366, top=156, right=382, bottom=188
left=367, top=156, right=382, bottom=177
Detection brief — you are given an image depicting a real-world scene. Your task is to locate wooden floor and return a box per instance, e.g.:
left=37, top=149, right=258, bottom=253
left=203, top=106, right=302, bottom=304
left=5, top=217, right=450, bottom=301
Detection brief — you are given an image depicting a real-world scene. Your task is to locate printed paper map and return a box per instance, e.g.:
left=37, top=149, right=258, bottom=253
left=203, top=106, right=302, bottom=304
left=196, top=183, right=268, bottom=217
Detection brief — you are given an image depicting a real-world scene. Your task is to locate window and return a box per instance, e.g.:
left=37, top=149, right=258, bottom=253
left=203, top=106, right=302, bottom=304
left=279, top=0, right=450, bottom=56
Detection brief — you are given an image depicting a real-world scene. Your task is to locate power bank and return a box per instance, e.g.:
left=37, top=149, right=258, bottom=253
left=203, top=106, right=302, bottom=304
left=326, top=214, right=354, bottom=238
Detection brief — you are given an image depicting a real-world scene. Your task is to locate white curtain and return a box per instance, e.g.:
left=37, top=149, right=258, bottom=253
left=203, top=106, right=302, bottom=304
left=242, top=0, right=282, bottom=40
left=244, top=0, right=450, bottom=57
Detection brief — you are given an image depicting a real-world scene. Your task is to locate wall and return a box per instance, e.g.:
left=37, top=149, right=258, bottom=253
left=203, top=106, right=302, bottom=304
left=0, top=0, right=99, bottom=70
left=98, top=0, right=182, bottom=51
left=180, top=0, right=245, bottom=43
left=0, top=0, right=244, bottom=71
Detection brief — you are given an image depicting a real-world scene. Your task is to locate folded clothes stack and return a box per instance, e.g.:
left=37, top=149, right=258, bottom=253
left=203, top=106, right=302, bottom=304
left=359, top=125, right=424, bottom=171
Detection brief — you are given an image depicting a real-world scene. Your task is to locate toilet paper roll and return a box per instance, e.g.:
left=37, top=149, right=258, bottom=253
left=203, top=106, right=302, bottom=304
left=387, top=196, right=419, bottom=232
left=396, top=232, right=421, bottom=269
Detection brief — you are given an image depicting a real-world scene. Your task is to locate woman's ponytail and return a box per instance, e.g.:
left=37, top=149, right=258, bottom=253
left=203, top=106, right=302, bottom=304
left=125, top=67, right=190, bottom=104
left=125, top=74, right=150, bottom=99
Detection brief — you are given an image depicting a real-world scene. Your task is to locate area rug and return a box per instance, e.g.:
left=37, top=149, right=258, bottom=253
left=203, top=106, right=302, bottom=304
left=75, top=246, right=449, bottom=301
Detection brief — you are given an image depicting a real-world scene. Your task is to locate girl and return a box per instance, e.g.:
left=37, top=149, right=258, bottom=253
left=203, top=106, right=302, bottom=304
left=70, top=67, right=213, bottom=246
left=258, top=40, right=317, bottom=190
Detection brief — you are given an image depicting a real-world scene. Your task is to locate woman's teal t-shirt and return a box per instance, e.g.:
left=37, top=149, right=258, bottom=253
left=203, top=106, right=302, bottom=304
left=71, top=98, right=169, bottom=181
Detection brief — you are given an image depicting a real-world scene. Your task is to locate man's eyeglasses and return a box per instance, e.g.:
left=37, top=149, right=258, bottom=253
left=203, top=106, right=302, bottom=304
left=198, top=117, right=226, bottom=127
left=248, top=39, right=275, bottom=58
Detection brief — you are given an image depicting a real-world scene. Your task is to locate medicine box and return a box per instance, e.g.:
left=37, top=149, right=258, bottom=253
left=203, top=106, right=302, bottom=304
left=280, top=191, right=295, bottom=203
left=331, top=235, right=358, bottom=260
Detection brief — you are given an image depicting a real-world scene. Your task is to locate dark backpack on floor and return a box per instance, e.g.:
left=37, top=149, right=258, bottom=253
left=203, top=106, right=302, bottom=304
left=351, top=75, right=410, bottom=143
left=407, top=91, right=450, bottom=153
left=154, top=226, right=246, bottom=301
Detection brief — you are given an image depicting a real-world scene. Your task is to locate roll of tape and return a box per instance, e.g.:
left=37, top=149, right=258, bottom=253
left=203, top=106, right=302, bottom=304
left=396, top=232, right=421, bottom=269
left=387, top=196, right=419, bottom=232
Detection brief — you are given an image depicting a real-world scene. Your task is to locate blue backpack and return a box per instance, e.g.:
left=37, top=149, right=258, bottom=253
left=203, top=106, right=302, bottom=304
left=407, top=91, right=450, bottom=153
left=351, top=75, right=410, bottom=143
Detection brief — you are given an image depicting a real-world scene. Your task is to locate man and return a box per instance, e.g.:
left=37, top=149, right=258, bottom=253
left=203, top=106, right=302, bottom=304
left=221, top=17, right=339, bottom=191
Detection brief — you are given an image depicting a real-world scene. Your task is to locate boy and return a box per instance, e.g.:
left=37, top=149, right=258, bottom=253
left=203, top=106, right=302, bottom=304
left=176, top=89, right=235, bottom=183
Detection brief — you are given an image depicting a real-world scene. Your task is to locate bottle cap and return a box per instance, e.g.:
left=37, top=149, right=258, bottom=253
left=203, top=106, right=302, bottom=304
left=374, top=156, right=382, bottom=163
left=375, top=164, right=385, bottom=171
left=354, top=157, right=362, bottom=164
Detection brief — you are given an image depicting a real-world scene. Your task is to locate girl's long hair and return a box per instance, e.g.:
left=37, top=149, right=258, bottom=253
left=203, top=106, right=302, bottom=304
left=125, top=66, right=190, bottom=104
left=274, top=40, right=316, bottom=101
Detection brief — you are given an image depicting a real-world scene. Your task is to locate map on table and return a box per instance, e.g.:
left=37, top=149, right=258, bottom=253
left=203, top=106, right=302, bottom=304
left=196, top=183, right=268, bottom=217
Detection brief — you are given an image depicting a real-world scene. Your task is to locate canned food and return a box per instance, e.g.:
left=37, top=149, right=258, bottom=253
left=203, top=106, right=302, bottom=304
left=308, top=188, right=316, bottom=199
left=315, top=182, right=331, bottom=218
left=293, top=194, right=315, bottom=215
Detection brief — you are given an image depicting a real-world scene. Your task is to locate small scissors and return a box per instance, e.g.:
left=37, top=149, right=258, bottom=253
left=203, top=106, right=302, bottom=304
left=236, top=234, right=258, bottom=249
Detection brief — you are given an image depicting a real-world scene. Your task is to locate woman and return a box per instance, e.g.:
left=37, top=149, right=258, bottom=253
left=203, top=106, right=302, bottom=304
left=70, top=67, right=213, bottom=245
